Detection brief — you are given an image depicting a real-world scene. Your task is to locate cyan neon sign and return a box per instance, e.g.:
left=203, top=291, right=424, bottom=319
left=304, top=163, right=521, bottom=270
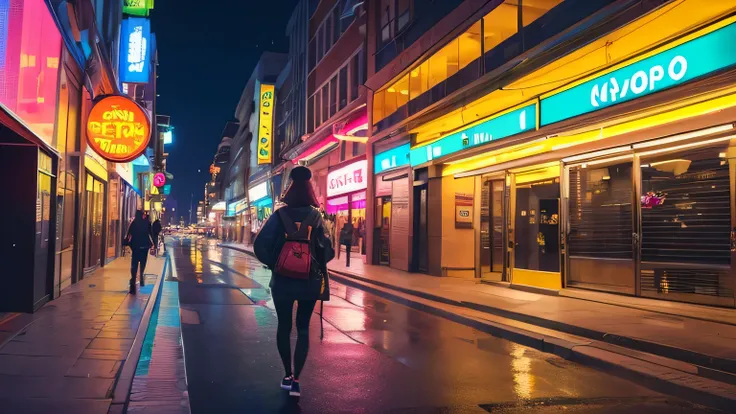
left=374, top=143, right=410, bottom=174
left=541, top=22, right=736, bottom=126
left=410, top=103, right=537, bottom=166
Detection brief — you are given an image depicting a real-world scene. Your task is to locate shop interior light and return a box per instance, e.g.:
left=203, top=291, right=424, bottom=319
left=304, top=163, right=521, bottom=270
left=632, top=124, right=733, bottom=149
left=638, top=135, right=735, bottom=157
left=562, top=145, right=632, bottom=163
left=586, top=154, right=634, bottom=166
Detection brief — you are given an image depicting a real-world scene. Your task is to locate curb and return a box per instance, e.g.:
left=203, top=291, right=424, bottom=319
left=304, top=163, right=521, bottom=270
left=108, top=254, right=169, bottom=412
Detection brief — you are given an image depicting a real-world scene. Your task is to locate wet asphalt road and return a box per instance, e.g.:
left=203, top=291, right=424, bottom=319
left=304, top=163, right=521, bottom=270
left=168, top=236, right=714, bottom=414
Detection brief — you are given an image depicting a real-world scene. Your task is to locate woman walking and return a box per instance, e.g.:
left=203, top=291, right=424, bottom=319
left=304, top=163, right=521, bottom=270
left=253, top=166, right=335, bottom=399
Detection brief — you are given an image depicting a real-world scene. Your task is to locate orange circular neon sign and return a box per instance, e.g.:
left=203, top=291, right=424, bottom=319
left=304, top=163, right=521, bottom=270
left=86, top=95, right=151, bottom=163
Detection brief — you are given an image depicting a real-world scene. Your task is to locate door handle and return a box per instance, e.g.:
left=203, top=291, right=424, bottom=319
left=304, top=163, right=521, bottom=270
left=632, top=232, right=640, bottom=245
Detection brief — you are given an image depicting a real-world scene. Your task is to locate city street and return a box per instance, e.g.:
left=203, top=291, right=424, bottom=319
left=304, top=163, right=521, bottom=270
left=169, top=236, right=714, bottom=413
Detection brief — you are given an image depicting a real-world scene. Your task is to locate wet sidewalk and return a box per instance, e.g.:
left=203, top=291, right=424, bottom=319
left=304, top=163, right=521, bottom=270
left=220, top=242, right=736, bottom=379
left=0, top=256, right=165, bottom=414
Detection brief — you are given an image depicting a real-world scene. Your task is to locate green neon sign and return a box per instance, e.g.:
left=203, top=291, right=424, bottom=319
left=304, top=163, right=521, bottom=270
left=541, top=22, right=736, bottom=126
left=123, top=0, right=154, bottom=17
left=410, top=103, right=537, bottom=166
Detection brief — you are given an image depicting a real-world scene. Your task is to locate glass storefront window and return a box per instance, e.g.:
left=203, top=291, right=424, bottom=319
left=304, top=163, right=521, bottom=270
left=0, top=0, right=62, bottom=144
left=521, top=0, right=564, bottom=27
left=459, top=20, right=482, bottom=69
left=484, top=2, right=518, bottom=53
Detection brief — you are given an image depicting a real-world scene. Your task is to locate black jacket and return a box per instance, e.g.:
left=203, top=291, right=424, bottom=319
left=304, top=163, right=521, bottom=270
left=126, top=219, right=153, bottom=250
left=253, top=206, right=335, bottom=301
left=152, top=220, right=162, bottom=236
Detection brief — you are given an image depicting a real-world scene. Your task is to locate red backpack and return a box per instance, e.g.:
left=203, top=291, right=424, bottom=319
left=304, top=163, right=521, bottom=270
left=274, top=209, right=320, bottom=279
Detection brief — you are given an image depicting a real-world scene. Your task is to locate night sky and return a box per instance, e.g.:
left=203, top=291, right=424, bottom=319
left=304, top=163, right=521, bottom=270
left=152, top=0, right=298, bottom=219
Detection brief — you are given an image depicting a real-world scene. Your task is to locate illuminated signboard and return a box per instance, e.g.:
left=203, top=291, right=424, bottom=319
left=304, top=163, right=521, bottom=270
left=123, top=0, right=154, bottom=17
left=257, top=84, right=275, bottom=165
left=374, top=143, right=410, bottom=174
left=153, top=172, right=166, bottom=187
left=327, top=159, right=367, bottom=198
left=161, top=130, right=172, bottom=145
left=162, top=184, right=171, bottom=195
left=120, top=17, right=151, bottom=83
left=86, top=95, right=151, bottom=163
left=410, top=103, right=537, bottom=166
left=249, top=181, right=269, bottom=202
left=541, top=21, right=736, bottom=126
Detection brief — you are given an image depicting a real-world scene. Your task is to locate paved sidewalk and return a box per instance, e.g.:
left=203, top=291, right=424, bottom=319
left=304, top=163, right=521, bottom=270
left=220, top=241, right=736, bottom=376
left=0, top=256, right=164, bottom=414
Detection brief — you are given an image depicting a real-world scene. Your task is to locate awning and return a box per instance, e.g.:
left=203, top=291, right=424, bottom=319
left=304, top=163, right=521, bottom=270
left=0, top=103, right=60, bottom=158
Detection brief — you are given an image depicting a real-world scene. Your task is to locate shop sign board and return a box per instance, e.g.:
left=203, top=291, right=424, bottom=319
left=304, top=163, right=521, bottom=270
left=123, top=0, right=154, bottom=16
left=455, top=193, right=474, bottom=228
left=327, top=159, right=367, bottom=198
left=257, top=84, right=275, bottom=165
left=374, top=143, right=411, bottom=174
left=542, top=22, right=736, bottom=126
left=410, top=103, right=537, bottom=166
left=86, top=95, right=151, bottom=163
left=249, top=181, right=269, bottom=202
left=153, top=172, right=166, bottom=187
left=120, top=17, right=151, bottom=84
left=162, top=184, right=171, bottom=195
left=228, top=198, right=248, bottom=216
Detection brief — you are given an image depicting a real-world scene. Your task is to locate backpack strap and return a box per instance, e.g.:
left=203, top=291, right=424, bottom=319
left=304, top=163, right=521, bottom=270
left=277, top=209, right=299, bottom=236
left=278, top=208, right=320, bottom=240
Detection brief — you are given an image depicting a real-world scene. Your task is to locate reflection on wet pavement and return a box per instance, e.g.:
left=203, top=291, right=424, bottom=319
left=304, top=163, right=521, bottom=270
left=168, top=236, right=714, bottom=414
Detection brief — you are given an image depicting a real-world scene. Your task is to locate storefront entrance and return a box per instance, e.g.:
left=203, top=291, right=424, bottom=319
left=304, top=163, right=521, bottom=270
left=564, top=137, right=735, bottom=307
left=82, top=173, right=105, bottom=271
left=510, top=165, right=561, bottom=290
left=480, top=176, right=506, bottom=280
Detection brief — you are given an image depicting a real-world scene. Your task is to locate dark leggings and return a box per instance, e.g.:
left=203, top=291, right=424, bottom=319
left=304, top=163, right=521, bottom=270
left=274, top=298, right=317, bottom=379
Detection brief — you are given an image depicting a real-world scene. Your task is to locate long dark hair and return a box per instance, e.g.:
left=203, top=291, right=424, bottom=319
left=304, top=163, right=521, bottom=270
left=281, top=166, right=319, bottom=208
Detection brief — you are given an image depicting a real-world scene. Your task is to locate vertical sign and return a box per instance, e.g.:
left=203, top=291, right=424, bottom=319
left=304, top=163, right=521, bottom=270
left=119, top=17, right=151, bottom=83
left=257, top=84, right=275, bottom=165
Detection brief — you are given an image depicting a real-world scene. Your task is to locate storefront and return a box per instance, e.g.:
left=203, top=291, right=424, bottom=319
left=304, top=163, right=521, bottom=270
left=326, top=157, right=368, bottom=261
left=83, top=148, right=108, bottom=272
left=248, top=181, right=273, bottom=235
left=404, top=13, right=736, bottom=306
left=226, top=197, right=248, bottom=243
left=373, top=143, right=412, bottom=270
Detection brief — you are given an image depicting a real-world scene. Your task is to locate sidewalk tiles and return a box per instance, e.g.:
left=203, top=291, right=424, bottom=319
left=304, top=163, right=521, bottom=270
left=0, top=256, right=165, bottom=414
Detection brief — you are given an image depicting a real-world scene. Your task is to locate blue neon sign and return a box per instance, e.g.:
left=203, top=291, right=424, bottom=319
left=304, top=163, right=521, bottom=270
left=374, top=143, right=410, bottom=174
left=541, top=22, right=736, bottom=126
left=410, top=103, right=537, bottom=166
left=119, top=17, right=151, bottom=84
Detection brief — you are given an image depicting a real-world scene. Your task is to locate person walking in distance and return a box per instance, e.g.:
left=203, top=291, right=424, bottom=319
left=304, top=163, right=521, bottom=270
left=253, top=166, right=335, bottom=399
left=152, top=218, right=162, bottom=256
left=339, top=221, right=354, bottom=267
left=125, top=210, right=153, bottom=294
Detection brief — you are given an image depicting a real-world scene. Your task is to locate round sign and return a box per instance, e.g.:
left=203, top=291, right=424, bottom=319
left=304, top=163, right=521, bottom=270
left=153, top=172, right=166, bottom=187
left=86, top=95, right=151, bottom=163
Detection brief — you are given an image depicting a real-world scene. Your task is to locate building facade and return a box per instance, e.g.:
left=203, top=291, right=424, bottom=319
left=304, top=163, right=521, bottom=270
left=0, top=0, right=158, bottom=312
left=362, top=0, right=736, bottom=308
left=279, top=0, right=369, bottom=261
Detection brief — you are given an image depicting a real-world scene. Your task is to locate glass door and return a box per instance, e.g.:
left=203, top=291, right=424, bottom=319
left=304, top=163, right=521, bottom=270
left=480, top=176, right=505, bottom=279
left=566, top=157, right=636, bottom=294
left=511, top=165, right=562, bottom=290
